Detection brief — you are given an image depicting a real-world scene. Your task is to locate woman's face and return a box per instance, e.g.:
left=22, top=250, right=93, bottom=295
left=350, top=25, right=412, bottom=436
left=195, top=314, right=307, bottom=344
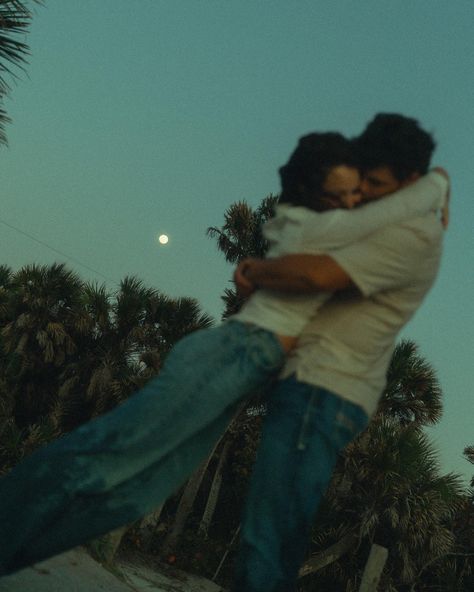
left=320, top=165, right=362, bottom=210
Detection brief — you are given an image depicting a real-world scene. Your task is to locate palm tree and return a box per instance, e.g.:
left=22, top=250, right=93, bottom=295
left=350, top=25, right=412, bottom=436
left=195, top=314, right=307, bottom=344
left=0, top=263, right=84, bottom=472
left=57, top=276, right=214, bottom=426
left=465, top=445, right=474, bottom=489
left=408, top=447, right=473, bottom=592
left=299, top=421, right=465, bottom=591
left=0, top=1, right=41, bottom=144
left=207, top=195, right=278, bottom=318
left=0, top=263, right=214, bottom=469
left=207, top=195, right=278, bottom=265
left=1, top=263, right=85, bottom=427
left=377, top=340, right=443, bottom=427
left=0, top=264, right=14, bottom=352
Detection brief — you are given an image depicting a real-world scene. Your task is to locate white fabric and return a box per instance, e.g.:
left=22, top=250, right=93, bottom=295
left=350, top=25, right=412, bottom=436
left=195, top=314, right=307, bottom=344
left=280, top=195, right=446, bottom=417
left=233, top=171, right=447, bottom=337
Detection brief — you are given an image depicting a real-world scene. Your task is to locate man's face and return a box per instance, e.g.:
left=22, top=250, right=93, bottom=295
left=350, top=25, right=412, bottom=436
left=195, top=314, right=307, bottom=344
left=360, top=166, right=419, bottom=201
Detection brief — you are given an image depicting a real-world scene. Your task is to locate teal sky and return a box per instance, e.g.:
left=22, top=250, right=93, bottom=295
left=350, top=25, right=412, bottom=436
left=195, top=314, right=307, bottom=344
left=1, top=1, right=473, bottom=484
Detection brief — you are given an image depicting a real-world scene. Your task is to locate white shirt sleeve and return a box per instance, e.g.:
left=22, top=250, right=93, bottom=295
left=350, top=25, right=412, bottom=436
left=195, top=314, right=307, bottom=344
left=329, top=215, right=443, bottom=296
left=292, top=171, right=448, bottom=251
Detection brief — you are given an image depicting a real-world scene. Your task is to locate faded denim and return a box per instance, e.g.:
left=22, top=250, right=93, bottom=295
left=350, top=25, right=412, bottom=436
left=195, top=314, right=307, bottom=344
left=0, top=321, right=284, bottom=575
left=233, top=375, right=368, bottom=592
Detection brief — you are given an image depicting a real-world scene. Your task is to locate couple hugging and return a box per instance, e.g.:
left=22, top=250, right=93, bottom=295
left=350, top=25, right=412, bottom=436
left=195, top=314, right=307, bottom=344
left=0, top=113, right=449, bottom=592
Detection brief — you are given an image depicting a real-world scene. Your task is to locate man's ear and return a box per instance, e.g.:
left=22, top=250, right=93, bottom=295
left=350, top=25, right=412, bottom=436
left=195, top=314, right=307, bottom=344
left=401, top=172, right=421, bottom=187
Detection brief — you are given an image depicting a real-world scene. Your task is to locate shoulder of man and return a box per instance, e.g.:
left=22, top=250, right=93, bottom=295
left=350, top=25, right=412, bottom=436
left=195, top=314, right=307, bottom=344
left=329, top=213, right=443, bottom=297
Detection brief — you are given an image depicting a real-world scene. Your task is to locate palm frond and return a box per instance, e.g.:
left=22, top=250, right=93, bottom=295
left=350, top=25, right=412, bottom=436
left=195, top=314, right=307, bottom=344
left=207, top=195, right=277, bottom=264
left=464, top=445, right=474, bottom=465
left=0, top=0, right=43, bottom=144
left=0, top=263, right=13, bottom=286
left=378, top=339, right=443, bottom=427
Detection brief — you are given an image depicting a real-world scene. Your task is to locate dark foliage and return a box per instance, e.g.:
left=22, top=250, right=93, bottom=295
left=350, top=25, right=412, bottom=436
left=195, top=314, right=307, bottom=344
left=0, top=263, right=213, bottom=473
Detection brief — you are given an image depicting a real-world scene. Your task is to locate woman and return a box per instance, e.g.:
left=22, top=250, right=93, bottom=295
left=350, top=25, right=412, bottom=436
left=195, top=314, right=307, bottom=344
left=0, top=133, right=444, bottom=575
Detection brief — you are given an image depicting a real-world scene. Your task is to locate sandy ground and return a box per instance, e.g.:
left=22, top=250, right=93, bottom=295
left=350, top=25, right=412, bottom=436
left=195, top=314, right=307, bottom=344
left=0, top=548, right=225, bottom=592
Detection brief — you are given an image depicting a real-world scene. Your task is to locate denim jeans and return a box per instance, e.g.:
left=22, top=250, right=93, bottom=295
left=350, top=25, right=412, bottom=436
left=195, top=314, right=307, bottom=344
left=0, top=321, right=285, bottom=575
left=233, top=375, right=368, bottom=592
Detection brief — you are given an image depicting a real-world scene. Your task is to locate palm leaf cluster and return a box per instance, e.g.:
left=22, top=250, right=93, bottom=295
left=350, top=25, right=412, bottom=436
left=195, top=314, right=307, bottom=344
left=379, top=340, right=443, bottom=426
left=207, top=194, right=278, bottom=318
left=207, top=195, right=278, bottom=265
left=319, top=422, right=464, bottom=588
left=0, top=262, right=213, bottom=473
left=465, top=445, right=474, bottom=490
left=0, top=1, right=41, bottom=144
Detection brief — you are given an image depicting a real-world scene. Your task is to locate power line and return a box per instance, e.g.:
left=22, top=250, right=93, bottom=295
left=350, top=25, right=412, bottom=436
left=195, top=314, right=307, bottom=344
left=0, top=216, right=119, bottom=285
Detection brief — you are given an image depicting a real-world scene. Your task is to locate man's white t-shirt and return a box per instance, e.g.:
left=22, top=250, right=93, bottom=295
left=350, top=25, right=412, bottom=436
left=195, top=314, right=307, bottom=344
left=234, top=171, right=447, bottom=338
left=280, top=183, right=447, bottom=417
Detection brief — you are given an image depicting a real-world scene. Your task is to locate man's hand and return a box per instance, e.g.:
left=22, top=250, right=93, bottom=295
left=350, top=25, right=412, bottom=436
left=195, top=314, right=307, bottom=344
left=235, top=254, right=354, bottom=294
left=234, top=259, right=257, bottom=298
left=432, top=166, right=450, bottom=229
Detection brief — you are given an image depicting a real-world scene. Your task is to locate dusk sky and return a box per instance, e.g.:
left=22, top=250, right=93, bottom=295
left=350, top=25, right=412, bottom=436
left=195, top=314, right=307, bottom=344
left=1, top=1, right=473, bottom=483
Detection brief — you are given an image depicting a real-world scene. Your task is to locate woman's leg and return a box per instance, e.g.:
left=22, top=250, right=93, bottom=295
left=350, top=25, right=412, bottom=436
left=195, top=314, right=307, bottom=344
left=0, top=322, right=284, bottom=574
left=6, top=401, right=240, bottom=573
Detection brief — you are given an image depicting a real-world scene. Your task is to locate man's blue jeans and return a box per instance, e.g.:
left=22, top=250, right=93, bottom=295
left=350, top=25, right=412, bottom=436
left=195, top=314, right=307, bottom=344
left=0, top=321, right=285, bottom=575
left=233, top=376, right=368, bottom=592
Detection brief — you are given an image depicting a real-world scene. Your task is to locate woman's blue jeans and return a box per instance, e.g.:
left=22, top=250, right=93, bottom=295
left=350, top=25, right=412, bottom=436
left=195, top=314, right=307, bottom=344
left=0, top=321, right=285, bottom=575
left=233, top=375, right=368, bottom=592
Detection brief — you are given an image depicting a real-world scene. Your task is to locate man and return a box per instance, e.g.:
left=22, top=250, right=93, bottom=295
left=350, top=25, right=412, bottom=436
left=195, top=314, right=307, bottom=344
left=231, top=113, right=449, bottom=592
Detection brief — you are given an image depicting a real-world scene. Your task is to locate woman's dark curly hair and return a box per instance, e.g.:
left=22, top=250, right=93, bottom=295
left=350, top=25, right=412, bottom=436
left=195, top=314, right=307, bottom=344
left=278, top=132, right=358, bottom=211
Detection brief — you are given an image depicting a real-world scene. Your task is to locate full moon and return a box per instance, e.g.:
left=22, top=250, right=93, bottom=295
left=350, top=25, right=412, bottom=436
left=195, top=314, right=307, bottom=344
left=158, top=234, right=169, bottom=245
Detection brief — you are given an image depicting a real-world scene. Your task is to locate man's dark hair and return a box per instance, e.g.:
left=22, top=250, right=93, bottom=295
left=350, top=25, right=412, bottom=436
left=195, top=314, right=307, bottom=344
left=279, top=132, right=357, bottom=210
left=356, top=113, right=436, bottom=181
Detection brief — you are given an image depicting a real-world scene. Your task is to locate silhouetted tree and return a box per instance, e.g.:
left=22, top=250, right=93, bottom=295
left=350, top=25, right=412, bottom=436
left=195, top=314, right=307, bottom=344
left=0, top=1, right=42, bottom=144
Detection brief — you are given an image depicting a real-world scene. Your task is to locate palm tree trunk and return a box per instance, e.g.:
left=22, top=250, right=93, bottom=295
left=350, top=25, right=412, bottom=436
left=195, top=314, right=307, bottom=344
left=89, top=525, right=129, bottom=567
left=137, top=504, right=165, bottom=550
left=161, top=402, right=247, bottom=555
left=161, top=452, right=216, bottom=555
left=298, top=532, right=358, bottom=578
left=358, top=544, right=388, bottom=592
left=212, top=524, right=241, bottom=581
left=199, top=438, right=232, bottom=537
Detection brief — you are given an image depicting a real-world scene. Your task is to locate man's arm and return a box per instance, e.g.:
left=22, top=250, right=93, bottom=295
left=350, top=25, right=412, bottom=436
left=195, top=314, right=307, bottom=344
left=234, top=168, right=450, bottom=298
left=234, top=254, right=354, bottom=296
left=294, top=169, right=449, bottom=250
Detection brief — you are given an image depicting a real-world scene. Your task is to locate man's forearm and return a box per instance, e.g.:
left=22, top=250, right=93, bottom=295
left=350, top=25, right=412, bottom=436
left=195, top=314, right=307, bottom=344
left=244, top=257, right=319, bottom=293
left=243, top=254, right=354, bottom=294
